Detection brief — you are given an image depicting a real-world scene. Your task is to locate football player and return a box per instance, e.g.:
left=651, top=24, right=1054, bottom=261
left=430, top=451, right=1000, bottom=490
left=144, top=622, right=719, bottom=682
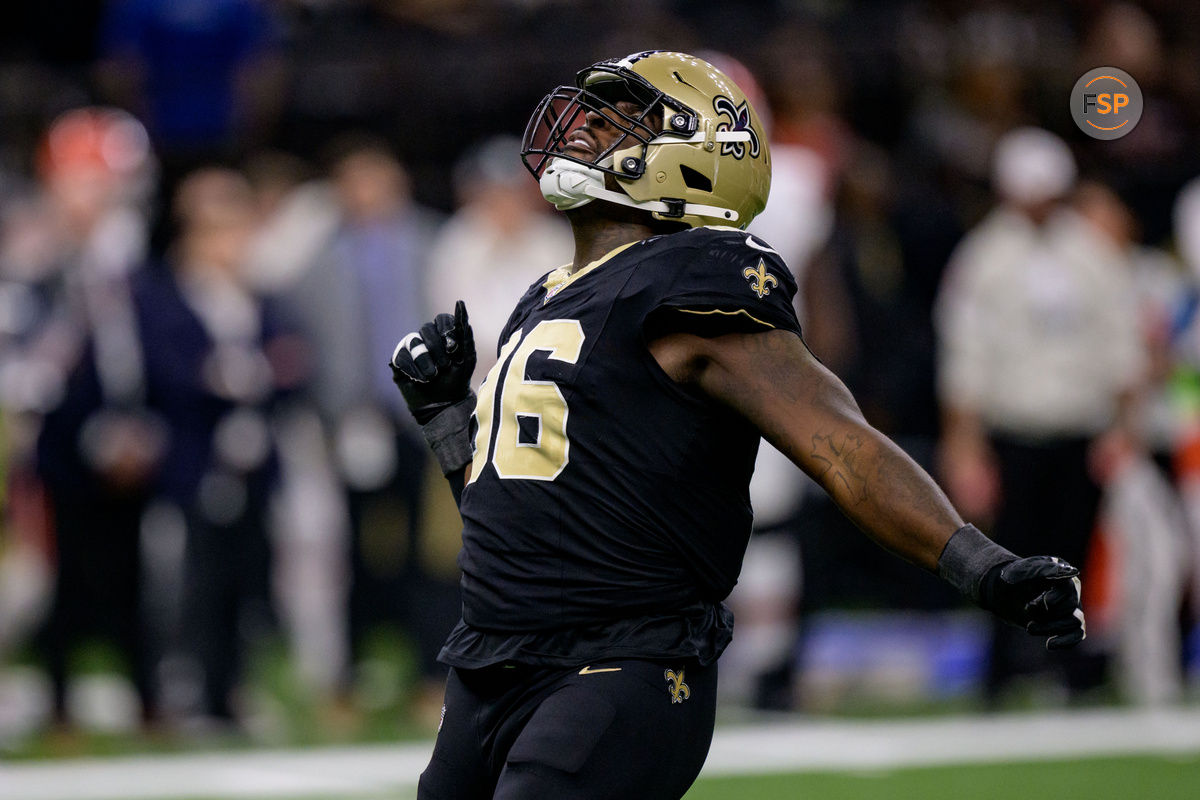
left=390, top=51, right=1086, bottom=800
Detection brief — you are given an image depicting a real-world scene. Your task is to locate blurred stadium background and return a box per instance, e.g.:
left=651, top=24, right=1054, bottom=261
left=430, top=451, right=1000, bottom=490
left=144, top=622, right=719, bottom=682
left=1, top=0, right=1200, bottom=797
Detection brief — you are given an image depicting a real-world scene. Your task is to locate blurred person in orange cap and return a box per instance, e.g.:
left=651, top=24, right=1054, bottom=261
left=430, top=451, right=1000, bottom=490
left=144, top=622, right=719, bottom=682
left=0, top=108, right=155, bottom=662
left=5, top=106, right=164, bottom=731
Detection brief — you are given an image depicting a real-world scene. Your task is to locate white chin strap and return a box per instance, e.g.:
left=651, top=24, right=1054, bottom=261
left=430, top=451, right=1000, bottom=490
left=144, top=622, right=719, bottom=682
left=539, top=158, right=605, bottom=211
left=538, top=157, right=739, bottom=223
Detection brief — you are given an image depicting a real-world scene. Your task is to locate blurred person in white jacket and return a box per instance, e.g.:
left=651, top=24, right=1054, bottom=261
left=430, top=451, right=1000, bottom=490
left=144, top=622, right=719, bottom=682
left=936, top=128, right=1145, bottom=702
left=427, top=136, right=573, bottom=386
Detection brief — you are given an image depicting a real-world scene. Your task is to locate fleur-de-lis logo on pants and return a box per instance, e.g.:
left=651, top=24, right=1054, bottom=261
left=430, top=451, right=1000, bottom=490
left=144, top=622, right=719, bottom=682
left=664, top=668, right=691, bottom=704
left=743, top=259, right=779, bottom=299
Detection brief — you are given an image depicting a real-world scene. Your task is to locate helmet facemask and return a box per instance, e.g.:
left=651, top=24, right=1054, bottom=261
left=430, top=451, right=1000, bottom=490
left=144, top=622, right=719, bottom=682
left=521, top=71, right=678, bottom=184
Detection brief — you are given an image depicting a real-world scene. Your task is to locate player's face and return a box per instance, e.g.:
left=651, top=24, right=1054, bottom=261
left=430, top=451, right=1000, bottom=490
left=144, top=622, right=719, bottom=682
left=563, top=100, right=662, bottom=164
left=520, top=78, right=665, bottom=181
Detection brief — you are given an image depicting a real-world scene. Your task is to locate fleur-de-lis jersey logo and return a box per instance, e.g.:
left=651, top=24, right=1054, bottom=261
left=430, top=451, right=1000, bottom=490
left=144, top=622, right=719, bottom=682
left=664, top=668, right=691, bottom=704
left=743, top=259, right=779, bottom=299
left=713, top=95, right=761, bottom=160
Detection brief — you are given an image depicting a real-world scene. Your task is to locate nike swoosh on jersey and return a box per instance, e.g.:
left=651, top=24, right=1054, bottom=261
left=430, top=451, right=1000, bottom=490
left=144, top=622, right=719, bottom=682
left=578, top=665, right=623, bottom=675
left=744, top=234, right=778, bottom=255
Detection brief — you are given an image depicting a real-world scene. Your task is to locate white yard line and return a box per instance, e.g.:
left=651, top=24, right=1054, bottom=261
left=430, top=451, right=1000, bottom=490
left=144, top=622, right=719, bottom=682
left=3, top=708, right=1200, bottom=800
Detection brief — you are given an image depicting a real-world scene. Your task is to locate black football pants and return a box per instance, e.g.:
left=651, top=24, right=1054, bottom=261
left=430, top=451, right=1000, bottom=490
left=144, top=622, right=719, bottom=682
left=418, top=658, right=717, bottom=800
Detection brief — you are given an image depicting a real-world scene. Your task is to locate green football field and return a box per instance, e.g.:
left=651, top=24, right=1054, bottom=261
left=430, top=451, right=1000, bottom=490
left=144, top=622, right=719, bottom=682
left=100, top=755, right=1200, bottom=800
left=685, top=755, right=1200, bottom=800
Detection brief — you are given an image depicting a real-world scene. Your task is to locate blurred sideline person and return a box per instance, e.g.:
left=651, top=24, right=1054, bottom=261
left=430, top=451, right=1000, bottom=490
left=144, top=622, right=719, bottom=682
left=152, top=168, right=301, bottom=724
left=936, top=128, right=1145, bottom=702
left=390, top=52, right=1086, bottom=800
left=1079, top=182, right=1188, bottom=706
left=1175, top=177, right=1200, bottom=623
left=24, top=107, right=160, bottom=728
left=241, top=151, right=350, bottom=704
left=427, top=136, right=573, bottom=386
left=1143, top=176, right=1200, bottom=698
left=283, top=134, right=452, bottom=709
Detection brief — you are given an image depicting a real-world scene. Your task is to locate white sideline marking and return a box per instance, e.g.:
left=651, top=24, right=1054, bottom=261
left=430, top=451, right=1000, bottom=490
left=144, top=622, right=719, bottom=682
left=3, top=708, right=1200, bottom=799
left=0, top=744, right=431, bottom=800
left=702, top=707, right=1200, bottom=775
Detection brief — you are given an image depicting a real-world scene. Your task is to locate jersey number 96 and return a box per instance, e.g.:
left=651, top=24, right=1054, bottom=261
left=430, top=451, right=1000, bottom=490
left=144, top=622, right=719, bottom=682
left=469, top=320, right=585, bottom=483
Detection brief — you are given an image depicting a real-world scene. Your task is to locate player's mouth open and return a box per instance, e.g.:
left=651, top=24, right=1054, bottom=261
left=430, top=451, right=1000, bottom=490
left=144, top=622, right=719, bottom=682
left=564, top=130, right=597, bottom=156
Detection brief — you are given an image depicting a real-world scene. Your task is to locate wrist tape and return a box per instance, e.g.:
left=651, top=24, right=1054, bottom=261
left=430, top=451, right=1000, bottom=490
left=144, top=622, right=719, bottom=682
left=936, top=523, right=1017, bottom=603
left=421, top=393, right=476, bottom=475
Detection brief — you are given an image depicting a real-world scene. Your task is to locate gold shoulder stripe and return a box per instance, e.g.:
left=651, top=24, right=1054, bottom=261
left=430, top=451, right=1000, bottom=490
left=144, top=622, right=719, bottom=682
left=675, top=307, right=776, bottom=329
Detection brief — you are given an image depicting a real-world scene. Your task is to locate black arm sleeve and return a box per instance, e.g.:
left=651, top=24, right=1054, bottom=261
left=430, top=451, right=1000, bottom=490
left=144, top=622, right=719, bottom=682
left=446, top=467, right=466, bottom=508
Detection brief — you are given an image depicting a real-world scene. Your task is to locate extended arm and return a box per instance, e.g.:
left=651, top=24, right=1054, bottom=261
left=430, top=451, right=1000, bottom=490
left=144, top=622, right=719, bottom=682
left=653, top=327, right=959, bottom=569
left=650, top=326, right=1085, bottom=648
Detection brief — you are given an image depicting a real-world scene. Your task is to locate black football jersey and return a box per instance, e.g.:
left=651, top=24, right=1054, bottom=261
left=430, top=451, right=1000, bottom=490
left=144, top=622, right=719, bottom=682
left=440, top=226, right=803, bottom=668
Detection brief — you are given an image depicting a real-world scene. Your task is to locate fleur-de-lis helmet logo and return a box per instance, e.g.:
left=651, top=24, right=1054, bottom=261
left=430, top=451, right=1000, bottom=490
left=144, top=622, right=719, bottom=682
left=713, top=95, right=761, bottom=160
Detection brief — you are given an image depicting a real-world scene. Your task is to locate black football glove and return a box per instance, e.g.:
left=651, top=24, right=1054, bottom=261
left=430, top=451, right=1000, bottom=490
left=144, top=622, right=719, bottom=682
left=390, top=300, right=476, bottom=425
left=978, top=556, right=1085, bottom=650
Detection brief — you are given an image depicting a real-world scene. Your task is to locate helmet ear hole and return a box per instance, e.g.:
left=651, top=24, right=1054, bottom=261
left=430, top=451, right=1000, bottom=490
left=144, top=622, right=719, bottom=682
left=679, top=164, right=712, bottom=192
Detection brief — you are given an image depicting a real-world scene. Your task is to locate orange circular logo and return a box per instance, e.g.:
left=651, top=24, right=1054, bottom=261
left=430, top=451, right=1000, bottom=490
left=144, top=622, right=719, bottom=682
left=1071, top=67, right=1143, bottom=140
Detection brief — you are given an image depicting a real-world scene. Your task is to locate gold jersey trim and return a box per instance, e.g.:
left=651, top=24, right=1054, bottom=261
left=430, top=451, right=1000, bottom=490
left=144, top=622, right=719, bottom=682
left=543, top=241, right=639, bottom=302
left=675, top=307, right=776, bottom=329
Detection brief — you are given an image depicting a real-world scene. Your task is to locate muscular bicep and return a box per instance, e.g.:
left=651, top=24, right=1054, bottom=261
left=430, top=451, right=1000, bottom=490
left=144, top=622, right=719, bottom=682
left=649, top=328, right=962, bottom=570
left=651, top=328, right=865, bottom=481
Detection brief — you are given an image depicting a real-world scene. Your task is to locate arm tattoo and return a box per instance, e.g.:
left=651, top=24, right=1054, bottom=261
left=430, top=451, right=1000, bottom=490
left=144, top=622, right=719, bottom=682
left=810, top=431, right=869, bottom=503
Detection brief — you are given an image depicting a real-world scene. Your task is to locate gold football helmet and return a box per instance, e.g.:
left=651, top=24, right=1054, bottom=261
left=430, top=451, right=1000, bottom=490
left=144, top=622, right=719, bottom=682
left=521, top=51, right=771, bottom=229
